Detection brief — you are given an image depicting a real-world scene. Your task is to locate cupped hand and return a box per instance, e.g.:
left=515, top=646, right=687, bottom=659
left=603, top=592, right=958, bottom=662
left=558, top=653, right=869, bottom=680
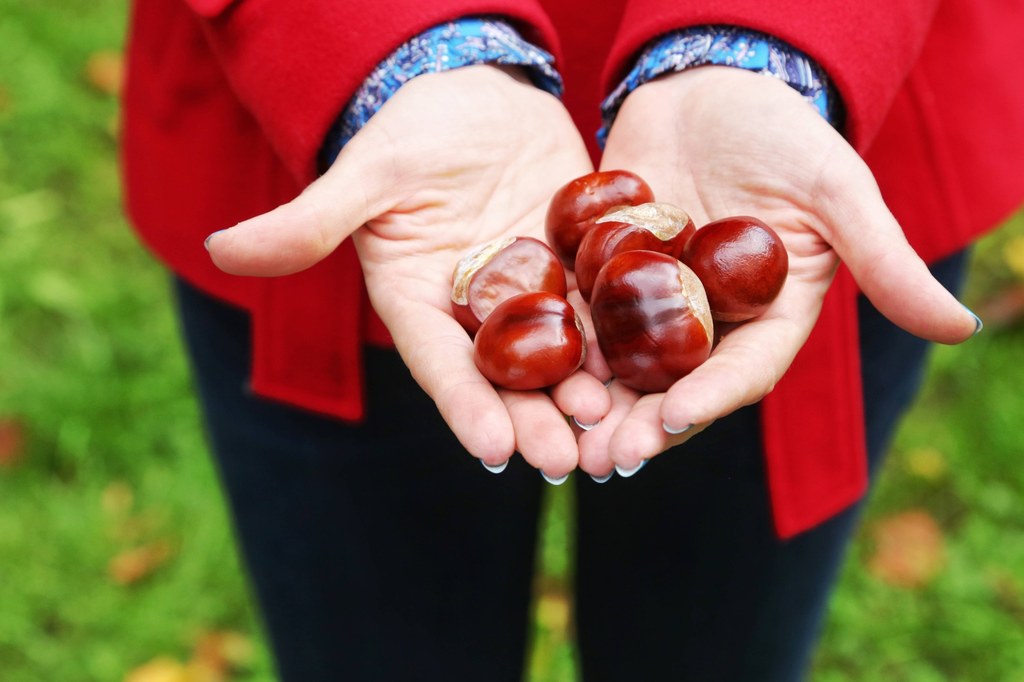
left=578, top=66, right=978, bottom=477
left=205, top=65, right=609, bottom=477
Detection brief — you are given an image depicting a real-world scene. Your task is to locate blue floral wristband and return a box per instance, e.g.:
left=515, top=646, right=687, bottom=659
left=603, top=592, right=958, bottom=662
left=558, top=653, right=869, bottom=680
left=599, top=26, right=841, bottom=147
left=319, top=17, right=562, bottom=171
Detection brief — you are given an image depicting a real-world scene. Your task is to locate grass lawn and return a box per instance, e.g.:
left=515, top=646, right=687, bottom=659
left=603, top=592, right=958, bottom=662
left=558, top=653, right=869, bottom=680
left=1, top=2, right=1022, bottom=680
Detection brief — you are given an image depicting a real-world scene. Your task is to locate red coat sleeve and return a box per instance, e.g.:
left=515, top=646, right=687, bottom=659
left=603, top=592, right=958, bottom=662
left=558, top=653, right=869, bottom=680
left=604, top=0, right=941, bottom=151
left=180, top=0, right=561, bottom=184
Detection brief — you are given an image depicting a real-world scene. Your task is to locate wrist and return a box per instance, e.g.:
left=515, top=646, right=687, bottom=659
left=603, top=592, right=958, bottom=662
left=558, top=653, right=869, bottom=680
left=604, top=66, right=841, bottom=165
left=600, top=26, right=842, bottom=147
left=319, top=17, right=562, bottom=172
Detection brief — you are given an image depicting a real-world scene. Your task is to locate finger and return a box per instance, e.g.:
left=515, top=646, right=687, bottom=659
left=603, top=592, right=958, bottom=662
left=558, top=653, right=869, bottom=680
left=577, top=380, right=638, bottom=477
left=386, top=301, right=516, bottom=465
left=659, top=285, right=818, bottom=431
left=501, top=390, right=578, bottom=480
left=206, top=127, right=395, bottom=276
left=566, top=289, right=612, bottom=381
left=607, top=394, right=712, bottom=471
left=549, top=369, right=611, bottom=430
left=607, top=412, right=713, bottom=473
left=818, top=159, right=979, bottom=344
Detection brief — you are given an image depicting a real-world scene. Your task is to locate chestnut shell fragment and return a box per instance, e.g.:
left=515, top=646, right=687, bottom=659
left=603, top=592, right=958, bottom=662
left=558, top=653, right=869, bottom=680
left=451, top=236, right=567, bottom=335
left=575, top=202, right=696, bottom=301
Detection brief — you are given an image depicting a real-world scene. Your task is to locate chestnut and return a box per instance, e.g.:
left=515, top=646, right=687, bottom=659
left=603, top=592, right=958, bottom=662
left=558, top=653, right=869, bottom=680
left=589, top=250, right=713, bottom=393
left=451, top=236, right=567, bottom=335
left=575, top=202, right=696, bottom=301
left=544, top=170, right=655, bottom=269
left=681, top=216, right=788, bottom=322
left=473, top=292, right=586, bottom=391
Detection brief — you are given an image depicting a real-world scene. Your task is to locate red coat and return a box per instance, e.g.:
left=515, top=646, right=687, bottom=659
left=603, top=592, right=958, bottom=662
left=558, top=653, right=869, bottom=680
left=122, top=0, right=1024, bottom=537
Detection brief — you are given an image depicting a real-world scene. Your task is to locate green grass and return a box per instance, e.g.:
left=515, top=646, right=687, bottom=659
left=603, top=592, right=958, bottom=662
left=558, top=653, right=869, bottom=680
left=811, top=223, right=1024, bottom=682
left=1, top=2, right=1022, bottom=680
left=0, top=2, right=272, bottom=679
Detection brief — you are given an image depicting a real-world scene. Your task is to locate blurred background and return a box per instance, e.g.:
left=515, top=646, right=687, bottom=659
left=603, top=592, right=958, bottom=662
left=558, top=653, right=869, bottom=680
left=1, top=2, right=1022, bottom=680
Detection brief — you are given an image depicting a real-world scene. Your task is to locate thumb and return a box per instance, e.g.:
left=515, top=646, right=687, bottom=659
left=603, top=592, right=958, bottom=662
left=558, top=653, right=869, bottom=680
left=820, top=159, right=980, bottom=344
left=205, top=129, right=393, bottom=277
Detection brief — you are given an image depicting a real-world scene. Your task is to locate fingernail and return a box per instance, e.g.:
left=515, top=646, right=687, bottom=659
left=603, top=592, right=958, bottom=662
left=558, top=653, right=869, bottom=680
left=589, top=472, right=614, bottom=484
left=663, top=422, right=694, bottom=435
left=541, top=471, right=569, bottom=485
left=603, top=377, right=614, bottom=387
left=615, top=459, right=647, bottom=478
left=573, top=416, right=600, bottom=431
left=962, top=304, right=983, bottom=336
left=204, top=230, right=224, bottom=251
left=481, top=460, right=508, bottom=474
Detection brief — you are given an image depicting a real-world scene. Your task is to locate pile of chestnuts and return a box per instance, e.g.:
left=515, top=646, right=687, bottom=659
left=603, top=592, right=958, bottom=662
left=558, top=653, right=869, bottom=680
left=450, top=170, right=788, bottom=393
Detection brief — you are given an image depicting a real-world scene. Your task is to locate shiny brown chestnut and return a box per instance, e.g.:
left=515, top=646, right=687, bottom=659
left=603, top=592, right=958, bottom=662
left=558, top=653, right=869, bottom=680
left=544, top=170, right=655, bottom=270
left=451, top=236, right=567, bottom=335
left=681, top=216, right=788, bottom=322
left=473, top=292, right=586, bottom=391
left=575, top=202, right=696, bottom=302
left=590, top=250, right=713, bottom=393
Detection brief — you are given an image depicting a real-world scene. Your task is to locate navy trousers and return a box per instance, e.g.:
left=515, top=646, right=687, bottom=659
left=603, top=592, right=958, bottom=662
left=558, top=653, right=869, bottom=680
left=174, top=251, right=966, bottom=682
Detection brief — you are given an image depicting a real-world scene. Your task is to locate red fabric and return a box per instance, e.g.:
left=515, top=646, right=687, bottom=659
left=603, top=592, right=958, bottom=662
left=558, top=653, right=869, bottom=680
left=122, top=0, right=1024, bottom=537
left=184, top=0, right=236, bottom=18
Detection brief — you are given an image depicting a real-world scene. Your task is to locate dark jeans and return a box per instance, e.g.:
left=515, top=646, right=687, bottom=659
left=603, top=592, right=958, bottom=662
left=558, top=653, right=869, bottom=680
left=174, top=251, right=967, bottom=682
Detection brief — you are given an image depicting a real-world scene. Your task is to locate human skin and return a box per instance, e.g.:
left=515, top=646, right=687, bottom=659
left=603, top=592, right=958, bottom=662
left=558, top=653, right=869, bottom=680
left=574, top=66, right=979, bottom=478
left=204, top=64, right=977, bottom=481
left=204, top=65, right=610, bottom=478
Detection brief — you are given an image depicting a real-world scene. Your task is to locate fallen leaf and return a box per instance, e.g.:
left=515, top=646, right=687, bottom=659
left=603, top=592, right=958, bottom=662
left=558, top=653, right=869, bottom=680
left=84, top=50, right=124, bottom=96
left=192, top=630, right=255, bottom=675
left=124, top=657, right=188, bottom=682
left=0, top=418, right=26, bottom=468
left=535, top=588, right=571, bottom=634
left=973, top=284, right=1024, bottom=330
left=867, top=509, right=946, bottom=588
left=904, top=447, right=947, bottom=481
left=109, top=539, right=175, bottom=585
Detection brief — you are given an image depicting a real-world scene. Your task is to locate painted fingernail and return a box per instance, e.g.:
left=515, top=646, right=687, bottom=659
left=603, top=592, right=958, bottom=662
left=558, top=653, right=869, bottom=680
left=481, top=460, right=508, bottom=474
left=589, top=472, right=614, bottom=484
left=615, top=459, right=647, bottom=478
left=663, top=422, right=694, bottom=435
left=204, top=230, right=224, bottom=251
left=541, top=471, right=570, bottom=485
left=963, top=304, right=983, bottom=336
left=573, top=416, right=600, bottom=431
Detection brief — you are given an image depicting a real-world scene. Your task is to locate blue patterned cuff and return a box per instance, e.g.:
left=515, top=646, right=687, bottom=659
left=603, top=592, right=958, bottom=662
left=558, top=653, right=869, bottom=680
left=319, top=17, right=562, bottom=171
left=598, top=26, right=842, bottom=147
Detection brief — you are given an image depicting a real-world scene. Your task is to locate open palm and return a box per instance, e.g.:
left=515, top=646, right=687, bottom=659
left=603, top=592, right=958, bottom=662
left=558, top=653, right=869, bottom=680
left=206, top=66, right=608, bottom=477
left=578, top=66, right=977, bottom=476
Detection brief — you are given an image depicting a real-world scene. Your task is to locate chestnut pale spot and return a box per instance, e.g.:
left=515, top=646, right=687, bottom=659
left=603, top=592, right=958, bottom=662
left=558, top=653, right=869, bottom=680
left=596, top=202, right=695, bottom=244
left=575, top=203, right=696, bottom=302
left=451, top=236, right=566, bottom=335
